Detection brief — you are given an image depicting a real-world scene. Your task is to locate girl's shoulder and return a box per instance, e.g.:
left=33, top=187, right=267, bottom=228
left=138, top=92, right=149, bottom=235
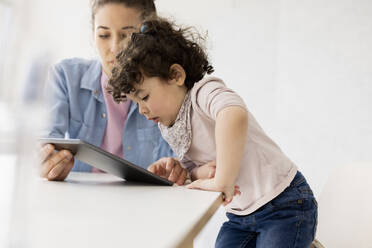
left=190, top=76, right=247, bottom=121
left=190, top=76, right=226, bottom=99
left=190, top=76, right=227, bottom=120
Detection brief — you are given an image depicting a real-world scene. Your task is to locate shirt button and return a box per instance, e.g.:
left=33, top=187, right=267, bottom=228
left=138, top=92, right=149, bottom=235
left=127, top=146, right=131, bottom=150
left=101, top=113, right=106, bottom=118
left=93, top=89, right=99, bottom=96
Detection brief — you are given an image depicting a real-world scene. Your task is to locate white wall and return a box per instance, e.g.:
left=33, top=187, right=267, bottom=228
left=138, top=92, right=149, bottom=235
left=275, top=0, right=372, bottom=191
left=156, top=0, right=372, bottom=195
left=5, top=0, right=372, bottom=247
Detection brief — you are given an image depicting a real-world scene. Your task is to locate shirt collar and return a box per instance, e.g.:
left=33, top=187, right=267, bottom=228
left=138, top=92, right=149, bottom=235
left=80, top=59, right=105, bottom=103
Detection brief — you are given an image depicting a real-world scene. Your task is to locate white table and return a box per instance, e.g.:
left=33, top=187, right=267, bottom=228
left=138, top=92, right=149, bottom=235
left=9, top=172, right=222, bottom=248
left=0, top=154, right=16, bottom=248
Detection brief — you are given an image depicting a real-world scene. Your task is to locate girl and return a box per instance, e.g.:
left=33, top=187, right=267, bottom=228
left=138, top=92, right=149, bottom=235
left=39, top=0, right=188, bottom=185
left=108, top=18, right=318, bottom=247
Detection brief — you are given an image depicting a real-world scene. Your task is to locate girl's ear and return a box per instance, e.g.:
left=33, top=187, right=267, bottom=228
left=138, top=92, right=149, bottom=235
left=169, top=64, right=186, bottom=86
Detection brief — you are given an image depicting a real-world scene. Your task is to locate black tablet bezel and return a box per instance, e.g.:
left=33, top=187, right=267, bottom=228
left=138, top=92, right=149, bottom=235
left=39, top=138, right=173, bottom=186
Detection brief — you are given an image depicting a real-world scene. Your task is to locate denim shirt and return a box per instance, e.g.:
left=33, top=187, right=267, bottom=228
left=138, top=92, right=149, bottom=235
left=45, top=58, right=174, bottom=172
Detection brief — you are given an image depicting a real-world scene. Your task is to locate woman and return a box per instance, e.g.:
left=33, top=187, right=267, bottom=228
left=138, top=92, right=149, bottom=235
left=39, top=0, right=188, bottom=185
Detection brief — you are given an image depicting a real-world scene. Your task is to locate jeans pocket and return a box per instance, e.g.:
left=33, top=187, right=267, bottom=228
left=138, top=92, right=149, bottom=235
left=298, top=185, right=314, bottom=196
left=269, top=183, right=303, bottom=208
left=270, top=198, right=305, bottom=211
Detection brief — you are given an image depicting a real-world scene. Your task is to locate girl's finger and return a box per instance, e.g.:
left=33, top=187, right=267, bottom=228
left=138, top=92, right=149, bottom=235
left=157, top=164, right=167, bottom=177
left=186, top=179, right=203, bottom=189
left=176, top=169, right=188, bottom=186
left=234, top=189, right=241, bottom=196
left=186, top=180, right=197, bottom=189
left=168, top=163, right=182, bottom=182
left=165, top=158, right=175, bottom=178
left=222, top=197, right=233, bottom=206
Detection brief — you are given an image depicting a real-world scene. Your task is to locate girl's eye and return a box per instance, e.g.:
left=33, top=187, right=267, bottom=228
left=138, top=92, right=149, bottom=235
left=141, top=95, right=149, bottom=101
left=99, top=34, right=110, bottom=39
left=120, top=33, right=128, bottom=39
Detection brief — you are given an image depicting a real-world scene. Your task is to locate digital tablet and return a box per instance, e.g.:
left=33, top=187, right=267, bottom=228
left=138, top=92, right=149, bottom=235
left=39, top=138, right=173, bottom=186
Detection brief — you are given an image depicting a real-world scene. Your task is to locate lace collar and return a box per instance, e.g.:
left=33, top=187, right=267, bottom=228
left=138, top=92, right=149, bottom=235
left=158, top=92, right=192, bottom=160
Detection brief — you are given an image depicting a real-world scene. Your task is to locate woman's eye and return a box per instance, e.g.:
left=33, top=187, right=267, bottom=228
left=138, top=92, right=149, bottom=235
left=141, top=95, right=149, bottom=101
left=99, top=34, right=110, bottom=39
left=120, top=33, right=128, bottom=39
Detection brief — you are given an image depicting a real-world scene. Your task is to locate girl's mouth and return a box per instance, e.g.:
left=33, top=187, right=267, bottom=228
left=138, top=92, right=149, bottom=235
left=149, top=117, right=159, bottom=123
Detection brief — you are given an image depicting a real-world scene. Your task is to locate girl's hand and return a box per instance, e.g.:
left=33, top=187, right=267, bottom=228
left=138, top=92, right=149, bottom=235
left=148, top=157, right=188, bottom=186
left=190, top=161, right=216, bottom=181
left=186, top=178, right=241, bottom=206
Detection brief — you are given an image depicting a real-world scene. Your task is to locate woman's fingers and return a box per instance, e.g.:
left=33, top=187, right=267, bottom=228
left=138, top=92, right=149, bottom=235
left=41, top=150, right=73, bottom=179
left=47, top=156, right=70, bottom=180
left=53, top=158, right=75, bottom=181
left=38, top=144, right=54, bottom=163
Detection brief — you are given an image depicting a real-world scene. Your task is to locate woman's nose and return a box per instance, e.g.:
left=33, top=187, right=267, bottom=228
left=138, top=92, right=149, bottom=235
left=110, top=37, right=121, bottom=54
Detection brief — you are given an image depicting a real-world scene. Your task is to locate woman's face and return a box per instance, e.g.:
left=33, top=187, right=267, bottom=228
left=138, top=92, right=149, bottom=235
left=94, top=3, right=142, bottom=76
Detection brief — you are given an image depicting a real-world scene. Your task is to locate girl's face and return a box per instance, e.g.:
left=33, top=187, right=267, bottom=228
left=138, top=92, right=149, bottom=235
left=127, top=67, right=188, bottom=127
left=94, top=3, right=142, bottom=76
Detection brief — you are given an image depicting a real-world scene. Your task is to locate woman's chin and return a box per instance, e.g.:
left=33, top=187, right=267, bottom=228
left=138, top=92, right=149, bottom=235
left=102, top=64, right=113, bottom=76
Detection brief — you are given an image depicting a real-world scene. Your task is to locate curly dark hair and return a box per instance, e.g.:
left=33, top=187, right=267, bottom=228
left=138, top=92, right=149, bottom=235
left=107, top=17, right=214, bottom=102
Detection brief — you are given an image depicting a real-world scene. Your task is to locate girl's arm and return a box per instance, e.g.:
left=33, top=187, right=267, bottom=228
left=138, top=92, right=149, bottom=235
left=190, top=160, right=216, bottom=181
left=214, top=106, right=248, bottom=191
left=187, top=106, right=248, bottom=205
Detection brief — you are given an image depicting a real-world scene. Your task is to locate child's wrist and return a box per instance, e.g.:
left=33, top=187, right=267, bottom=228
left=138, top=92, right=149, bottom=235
left=190, top=167, right=198, bottom=181
left=213, top=177, right=234, bottom=192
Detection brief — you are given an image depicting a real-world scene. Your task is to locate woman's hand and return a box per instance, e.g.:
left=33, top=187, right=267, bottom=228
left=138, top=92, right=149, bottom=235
left=186, top=178, right=241, bottom=206
left=190, top=161, right=216, bottom=181
left=38, top=144, right=74, bottom=181
left=148, top=157, right=188, bottom=186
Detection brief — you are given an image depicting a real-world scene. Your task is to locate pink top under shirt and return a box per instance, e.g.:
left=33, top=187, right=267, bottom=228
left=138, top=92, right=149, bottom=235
left=91, top=71, right=131, bottom=173
left=180, top=77, right=297, bottom=216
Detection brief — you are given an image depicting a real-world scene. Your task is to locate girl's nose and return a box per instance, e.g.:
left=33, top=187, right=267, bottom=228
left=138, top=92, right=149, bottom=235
left=138, top=104, right=148, bottom=115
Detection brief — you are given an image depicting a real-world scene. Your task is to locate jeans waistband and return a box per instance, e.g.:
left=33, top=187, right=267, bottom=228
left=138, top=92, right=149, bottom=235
left=290, top=171, right=306, bottom=187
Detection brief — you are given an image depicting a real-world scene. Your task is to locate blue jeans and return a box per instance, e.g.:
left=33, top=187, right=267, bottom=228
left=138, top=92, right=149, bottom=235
left=215, top=171, right=318, bottom=248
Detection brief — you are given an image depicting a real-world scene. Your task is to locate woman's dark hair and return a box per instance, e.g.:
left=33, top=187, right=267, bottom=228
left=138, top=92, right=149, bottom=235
left=108, top=17, right=214, bottom=102
left=90, top=0, right=156, bottom=27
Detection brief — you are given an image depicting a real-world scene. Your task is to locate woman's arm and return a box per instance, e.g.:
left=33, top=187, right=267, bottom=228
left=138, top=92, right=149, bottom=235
left=39, top=64, right=74, bottom=181
left=44, top=64, right=70, bottom=138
